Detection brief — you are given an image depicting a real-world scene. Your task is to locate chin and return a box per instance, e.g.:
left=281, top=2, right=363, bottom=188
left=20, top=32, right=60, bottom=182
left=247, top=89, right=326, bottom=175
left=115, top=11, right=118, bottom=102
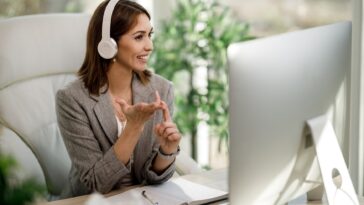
left=133, top=66, right=147, bottom=72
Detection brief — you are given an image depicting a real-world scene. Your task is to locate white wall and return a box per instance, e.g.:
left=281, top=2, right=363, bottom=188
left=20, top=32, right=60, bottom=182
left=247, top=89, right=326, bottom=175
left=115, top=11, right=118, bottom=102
left=150, top=0, right=176, bottom=29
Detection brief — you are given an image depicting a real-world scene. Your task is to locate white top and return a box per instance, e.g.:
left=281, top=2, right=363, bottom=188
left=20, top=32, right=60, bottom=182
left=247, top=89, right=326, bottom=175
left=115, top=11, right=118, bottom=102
left=115, top=115, right=125, bottom=137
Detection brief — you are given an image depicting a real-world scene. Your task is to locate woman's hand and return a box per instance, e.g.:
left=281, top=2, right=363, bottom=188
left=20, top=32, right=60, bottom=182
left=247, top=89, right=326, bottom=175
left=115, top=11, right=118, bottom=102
left=154, top=101, right=181, bottom=154
left=115, top=91, right=163, bottom=129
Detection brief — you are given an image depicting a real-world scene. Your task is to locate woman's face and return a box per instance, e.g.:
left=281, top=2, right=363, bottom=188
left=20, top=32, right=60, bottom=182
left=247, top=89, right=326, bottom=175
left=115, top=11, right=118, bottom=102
left=116, top=14, right=153, bottom=72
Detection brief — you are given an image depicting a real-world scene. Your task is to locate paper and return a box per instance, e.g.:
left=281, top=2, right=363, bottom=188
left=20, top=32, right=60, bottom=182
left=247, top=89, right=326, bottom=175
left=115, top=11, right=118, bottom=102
left=107, top=178, right=228, bottom=205
left=85, top=192, right=112, bottom=205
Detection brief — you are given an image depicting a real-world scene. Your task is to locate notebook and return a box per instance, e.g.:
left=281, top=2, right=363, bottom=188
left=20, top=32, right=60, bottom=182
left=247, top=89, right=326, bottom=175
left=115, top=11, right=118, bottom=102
left=106, top=177, right=228, bottom=205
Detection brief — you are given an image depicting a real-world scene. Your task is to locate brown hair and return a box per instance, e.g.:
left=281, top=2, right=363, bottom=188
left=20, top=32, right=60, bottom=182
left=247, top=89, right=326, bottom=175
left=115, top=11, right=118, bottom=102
left=78, top=0, right=152, bottom=95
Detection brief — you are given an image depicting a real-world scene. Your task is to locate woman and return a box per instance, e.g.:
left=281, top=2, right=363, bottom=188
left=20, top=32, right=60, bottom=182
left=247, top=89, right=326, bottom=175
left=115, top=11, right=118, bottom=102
left=56, top=0, right=181, bottom=198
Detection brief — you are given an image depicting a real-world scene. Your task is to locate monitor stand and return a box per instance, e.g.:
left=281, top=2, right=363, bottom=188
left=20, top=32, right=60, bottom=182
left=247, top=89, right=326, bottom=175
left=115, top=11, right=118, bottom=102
left=306, top=115, right=359, bottom=205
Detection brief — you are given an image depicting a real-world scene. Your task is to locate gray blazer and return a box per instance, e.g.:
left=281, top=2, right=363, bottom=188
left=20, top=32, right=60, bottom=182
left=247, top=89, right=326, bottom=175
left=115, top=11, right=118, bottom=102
left=56, top=73, right=175, bottom=198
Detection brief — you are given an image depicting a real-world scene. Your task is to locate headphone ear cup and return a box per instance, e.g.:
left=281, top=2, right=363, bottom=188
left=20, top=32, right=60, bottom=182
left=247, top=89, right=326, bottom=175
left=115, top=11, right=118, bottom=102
left=97, top=38, right=118, bottom=59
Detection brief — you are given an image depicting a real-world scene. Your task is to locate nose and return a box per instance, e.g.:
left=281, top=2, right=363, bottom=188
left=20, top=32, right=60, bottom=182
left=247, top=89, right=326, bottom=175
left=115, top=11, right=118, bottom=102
left=145, top=38, right=153, bottom=51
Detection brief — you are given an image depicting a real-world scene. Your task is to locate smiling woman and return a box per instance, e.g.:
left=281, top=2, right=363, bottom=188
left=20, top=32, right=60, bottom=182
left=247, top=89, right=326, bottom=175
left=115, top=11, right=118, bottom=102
left=113, top=14, right=154, bottom=72
left=55, top=0, right=182, bottom=199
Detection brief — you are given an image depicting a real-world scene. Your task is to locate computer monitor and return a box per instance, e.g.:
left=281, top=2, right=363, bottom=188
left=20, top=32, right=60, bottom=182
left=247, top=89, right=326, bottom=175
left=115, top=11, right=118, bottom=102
left=228, top=21, right=352, bottom=205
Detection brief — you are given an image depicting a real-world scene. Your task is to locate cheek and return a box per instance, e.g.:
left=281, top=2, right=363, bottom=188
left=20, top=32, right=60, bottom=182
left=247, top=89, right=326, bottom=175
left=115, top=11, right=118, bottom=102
left=125, top=46, right=139, bottom=58
left=118, top=47, right=133, bottom=59
left=117, top=42, right=142, bottom=61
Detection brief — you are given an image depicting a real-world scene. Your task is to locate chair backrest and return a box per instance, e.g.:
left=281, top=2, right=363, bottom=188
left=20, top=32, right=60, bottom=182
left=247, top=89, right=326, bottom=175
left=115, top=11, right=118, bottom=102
left=0, top=13, right=90, bottom=196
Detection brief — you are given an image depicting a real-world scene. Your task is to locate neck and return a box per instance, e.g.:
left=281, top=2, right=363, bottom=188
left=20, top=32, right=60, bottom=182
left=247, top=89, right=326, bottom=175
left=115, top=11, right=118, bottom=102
left=107, top=62, right=133, bottom=97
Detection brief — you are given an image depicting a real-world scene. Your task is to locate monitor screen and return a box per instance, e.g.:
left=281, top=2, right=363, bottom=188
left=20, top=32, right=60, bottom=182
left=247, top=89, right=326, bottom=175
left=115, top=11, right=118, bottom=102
left=228, top=21, right=352, bottom=205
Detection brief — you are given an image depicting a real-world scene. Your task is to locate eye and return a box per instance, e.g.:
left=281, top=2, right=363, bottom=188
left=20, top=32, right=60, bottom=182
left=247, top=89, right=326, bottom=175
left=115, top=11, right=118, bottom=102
left=148, top=31, right=154, bottom=38
left=135, top=35, right=143, bottom=41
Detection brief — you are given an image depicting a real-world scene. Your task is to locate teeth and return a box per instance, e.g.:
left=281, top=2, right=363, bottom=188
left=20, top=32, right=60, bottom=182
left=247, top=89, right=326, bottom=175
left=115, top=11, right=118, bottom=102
left=138, top=55, right=148, bottom=60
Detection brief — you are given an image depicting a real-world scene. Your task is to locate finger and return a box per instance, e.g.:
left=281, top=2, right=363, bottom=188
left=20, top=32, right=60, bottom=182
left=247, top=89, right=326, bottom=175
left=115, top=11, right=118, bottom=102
left=150, top=91, right=163, bottom=110
left=154, top=124, right=161, bottom=136
left=145, top=103, right=161, bottom=112
left=135, top=103, right=147, bottom=111
left=156, top=124, right=175, bottom=138
left=167, top=133, right=181, bottom=142
left=157, top=123, right=176, bottom=135
left=161, top=101, right=171, bottom=122
left=159, top=122, right=176, bottom=128
left=136, top=103, right=158, bottom=114
left=168, top=133, right=181, bottom=142
left=154, top=91, right=161, bottom=106
left=115, top=98, right=129, bottom=113
left=162, top=127, right=178, bottom=137
left=156, top=123, right=168, bottom=137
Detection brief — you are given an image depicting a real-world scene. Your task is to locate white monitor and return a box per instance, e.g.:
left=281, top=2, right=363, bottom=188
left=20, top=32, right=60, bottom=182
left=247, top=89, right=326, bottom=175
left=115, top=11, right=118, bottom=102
left=228, top=22, right=352, bottom=205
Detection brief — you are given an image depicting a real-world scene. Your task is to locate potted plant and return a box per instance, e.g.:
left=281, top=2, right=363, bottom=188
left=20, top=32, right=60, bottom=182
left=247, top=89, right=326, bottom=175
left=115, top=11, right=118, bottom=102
left=150, top=0, right=254, bottom=160
left=0, top=153, right=44, bottom=205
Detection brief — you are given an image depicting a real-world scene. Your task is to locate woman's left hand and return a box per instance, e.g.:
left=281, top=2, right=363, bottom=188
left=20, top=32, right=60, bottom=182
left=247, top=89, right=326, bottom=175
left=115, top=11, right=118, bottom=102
left=154, top=101, right=181, bottom=154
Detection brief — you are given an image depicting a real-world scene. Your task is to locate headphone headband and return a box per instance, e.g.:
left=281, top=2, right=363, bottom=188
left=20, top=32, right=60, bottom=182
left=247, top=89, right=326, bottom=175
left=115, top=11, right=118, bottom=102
left=98, top=0, right=119, bottom=59
left=101, top=0, right=119, bottom=41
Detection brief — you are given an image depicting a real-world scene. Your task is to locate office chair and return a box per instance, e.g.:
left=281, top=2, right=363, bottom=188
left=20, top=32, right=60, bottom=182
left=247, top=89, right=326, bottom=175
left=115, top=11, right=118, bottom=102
left=0, top=13, right=200, bottom=200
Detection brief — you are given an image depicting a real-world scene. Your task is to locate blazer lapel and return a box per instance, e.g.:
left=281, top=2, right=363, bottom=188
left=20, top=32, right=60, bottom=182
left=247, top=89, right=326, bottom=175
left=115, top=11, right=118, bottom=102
left=132, top=74, right=155, bottom=105
left=131, top=74, right=158, bottom=160
left=91, top=74, right=155, bottom=145
left=93, top=91, right=118, bottom=144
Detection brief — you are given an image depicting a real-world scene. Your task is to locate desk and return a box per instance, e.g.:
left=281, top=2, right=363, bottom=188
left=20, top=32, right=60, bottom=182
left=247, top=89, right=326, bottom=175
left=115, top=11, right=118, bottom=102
left=38, top=169, right=227, bottom=205
left=38, top=168, right=364, bottom=205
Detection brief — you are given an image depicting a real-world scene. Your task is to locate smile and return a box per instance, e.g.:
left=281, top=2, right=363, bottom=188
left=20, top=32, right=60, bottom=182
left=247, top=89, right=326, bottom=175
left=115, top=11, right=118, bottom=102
left=137, top=55, right=149, bottom=60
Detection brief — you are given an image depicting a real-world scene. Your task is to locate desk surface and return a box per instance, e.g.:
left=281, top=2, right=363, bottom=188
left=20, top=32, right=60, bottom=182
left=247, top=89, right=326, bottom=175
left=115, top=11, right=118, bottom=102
left=38, top=168, right=364, bottom=205
left=38, top=169, right=228, bottom=205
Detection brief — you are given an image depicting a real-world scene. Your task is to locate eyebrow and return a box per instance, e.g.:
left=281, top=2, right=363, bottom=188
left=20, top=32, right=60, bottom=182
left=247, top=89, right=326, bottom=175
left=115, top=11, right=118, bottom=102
left=132, top=28, right=154, bottom=35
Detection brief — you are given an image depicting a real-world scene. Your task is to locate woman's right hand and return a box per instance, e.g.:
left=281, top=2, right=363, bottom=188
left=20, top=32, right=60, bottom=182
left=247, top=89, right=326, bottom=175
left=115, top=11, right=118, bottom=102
left=115, top=91, right=163, bottom=129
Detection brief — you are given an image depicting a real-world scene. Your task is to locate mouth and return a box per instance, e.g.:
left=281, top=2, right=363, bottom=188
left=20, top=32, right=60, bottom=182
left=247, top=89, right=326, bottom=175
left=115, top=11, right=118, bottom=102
left=137, top=54, right=149, bottom=61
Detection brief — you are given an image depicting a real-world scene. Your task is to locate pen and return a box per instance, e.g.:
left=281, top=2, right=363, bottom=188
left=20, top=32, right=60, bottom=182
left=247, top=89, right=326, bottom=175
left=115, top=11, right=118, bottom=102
left=141, top=190, right=159, bottom=205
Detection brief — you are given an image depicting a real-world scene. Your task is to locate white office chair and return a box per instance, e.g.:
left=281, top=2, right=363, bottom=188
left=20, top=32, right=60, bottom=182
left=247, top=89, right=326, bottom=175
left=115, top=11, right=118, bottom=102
left=0, top=13, right=201, bottom=200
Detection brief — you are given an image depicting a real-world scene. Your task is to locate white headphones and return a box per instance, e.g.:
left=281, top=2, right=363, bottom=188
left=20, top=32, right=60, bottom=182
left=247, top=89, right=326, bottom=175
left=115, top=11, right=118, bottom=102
left=97, top=0, right=120, bottom=59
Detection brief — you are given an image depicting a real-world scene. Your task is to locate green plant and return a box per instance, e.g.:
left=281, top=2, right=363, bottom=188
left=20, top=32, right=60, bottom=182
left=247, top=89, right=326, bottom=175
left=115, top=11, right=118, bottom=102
left=0, top=0, right=82, bottom=18
left=150, top=0, right=254, bottom=160
left=0, top=153, right=44, bottom=205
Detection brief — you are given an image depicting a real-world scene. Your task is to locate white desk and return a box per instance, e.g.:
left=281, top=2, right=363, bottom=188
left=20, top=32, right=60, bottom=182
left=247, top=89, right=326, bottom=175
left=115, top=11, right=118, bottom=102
left=37, top=168, right=364, bottom=205
left=37, top=169, right=227, bottom=205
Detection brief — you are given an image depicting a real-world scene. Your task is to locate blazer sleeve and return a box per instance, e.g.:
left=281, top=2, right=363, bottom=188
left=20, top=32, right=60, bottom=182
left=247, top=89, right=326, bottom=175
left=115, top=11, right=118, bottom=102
left=141, top=83, right=176, bottom=184
left=56, top=89, right=131, bottom=194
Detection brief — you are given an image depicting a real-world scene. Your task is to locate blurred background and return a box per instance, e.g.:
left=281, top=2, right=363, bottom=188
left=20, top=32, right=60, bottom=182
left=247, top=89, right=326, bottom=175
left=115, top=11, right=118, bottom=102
left=0, top=0, right=352, bottom=170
